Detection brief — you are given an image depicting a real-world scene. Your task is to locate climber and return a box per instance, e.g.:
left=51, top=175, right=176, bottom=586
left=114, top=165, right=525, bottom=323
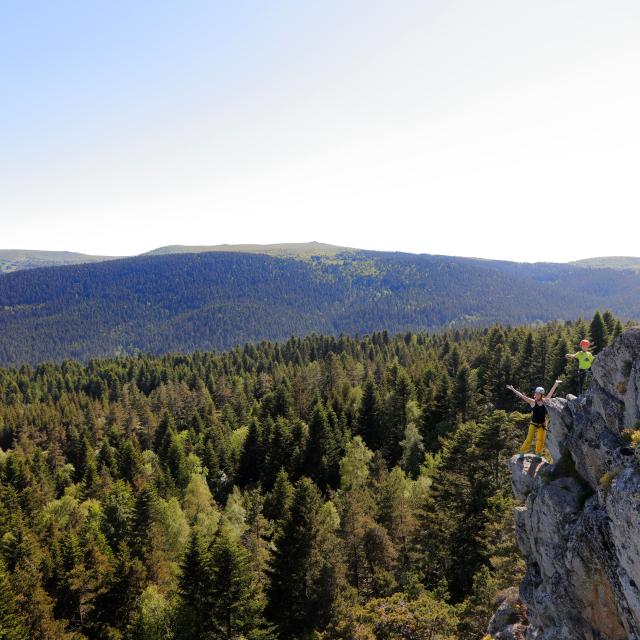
left=566, top=339, right=595, bottom=396
left=506, top=379, right=562, bottom=459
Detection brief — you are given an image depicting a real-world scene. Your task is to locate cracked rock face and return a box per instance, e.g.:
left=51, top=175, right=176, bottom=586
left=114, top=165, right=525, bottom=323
left=499, top=329, right=640, bottom=640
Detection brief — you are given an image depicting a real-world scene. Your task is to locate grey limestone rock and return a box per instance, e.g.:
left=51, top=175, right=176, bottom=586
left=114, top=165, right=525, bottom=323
left=494, top=328, right=640, bottom=640
left=487, top=587, right=528, bottom=640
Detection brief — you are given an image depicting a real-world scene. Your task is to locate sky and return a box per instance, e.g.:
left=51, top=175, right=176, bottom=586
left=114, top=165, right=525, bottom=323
left=1, top=1, right=639, bottom=262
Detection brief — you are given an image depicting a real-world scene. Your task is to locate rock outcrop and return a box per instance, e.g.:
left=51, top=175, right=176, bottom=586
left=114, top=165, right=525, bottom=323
left=500, top=328, right=640, bottom=640
left=486, top=587, right=528, bottom=639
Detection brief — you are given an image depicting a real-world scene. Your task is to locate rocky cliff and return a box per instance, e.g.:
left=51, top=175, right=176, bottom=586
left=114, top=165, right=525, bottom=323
left=495, top=328, right=640, bottom=640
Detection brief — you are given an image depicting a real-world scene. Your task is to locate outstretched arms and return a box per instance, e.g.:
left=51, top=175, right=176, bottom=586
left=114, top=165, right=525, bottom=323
left=544, top=379, right=562, bottom=402
left=565, top=352, right=578, bottom=360
left=506, top=385, right=535, bottom=407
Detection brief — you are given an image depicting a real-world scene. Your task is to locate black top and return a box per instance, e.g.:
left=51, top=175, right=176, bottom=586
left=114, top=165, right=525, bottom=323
left=531, top=401, right=547, bottom=425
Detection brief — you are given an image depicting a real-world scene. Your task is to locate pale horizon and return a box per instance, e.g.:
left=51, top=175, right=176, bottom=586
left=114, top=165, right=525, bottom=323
left=1, top=241, right=639, bottom=266
left=2, top=1, right=640, bottom=263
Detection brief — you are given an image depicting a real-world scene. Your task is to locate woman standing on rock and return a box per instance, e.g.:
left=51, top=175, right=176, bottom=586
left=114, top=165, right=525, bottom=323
left=506, top=379, right=562, bottom=459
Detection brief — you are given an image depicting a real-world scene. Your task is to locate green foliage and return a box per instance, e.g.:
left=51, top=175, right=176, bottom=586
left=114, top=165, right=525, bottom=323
left=0, top=558, right=28, bottom=640
left=319, top=590, right=460, bottom=639
left=0, top=319, right=628, bottom=639
left=130, top=584, right=175, bottom=640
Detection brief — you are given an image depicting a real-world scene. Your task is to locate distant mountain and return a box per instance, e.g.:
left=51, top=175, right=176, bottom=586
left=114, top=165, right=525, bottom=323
left=1, top=249, right=640, bottom=366
left=0, top=243, right=356, bottom=273
left=142, top=241, right=357, bottom=258
left=570, top=256, right=640, bottom=271
left=0, top=249, right=116, bottom=273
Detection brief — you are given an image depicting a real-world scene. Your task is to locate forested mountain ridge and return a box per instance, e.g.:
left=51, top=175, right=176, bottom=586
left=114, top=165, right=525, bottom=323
left=1, top=250, right=640, bottom=366
left=0, top=315, right=623, bottom=639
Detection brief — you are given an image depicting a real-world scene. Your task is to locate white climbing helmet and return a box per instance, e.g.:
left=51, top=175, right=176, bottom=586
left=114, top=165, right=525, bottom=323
left=535, top=386, right=545, bottom=394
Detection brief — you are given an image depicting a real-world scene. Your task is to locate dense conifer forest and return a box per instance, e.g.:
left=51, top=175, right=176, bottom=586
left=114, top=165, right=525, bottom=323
left=0, top=310, right=626, bottom=639
left=1, top=250, right=640, bottom=365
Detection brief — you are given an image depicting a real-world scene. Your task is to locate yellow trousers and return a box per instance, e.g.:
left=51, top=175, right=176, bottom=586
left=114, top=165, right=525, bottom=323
left=519, top=423, right=546, bottom=455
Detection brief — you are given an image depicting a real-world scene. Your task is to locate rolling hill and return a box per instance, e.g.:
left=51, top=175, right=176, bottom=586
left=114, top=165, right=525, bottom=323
left=0, top=242, right=354, bottom=273
left=1, top=249, right=640, bottom=366
left=0, top=249, right=116, bottom=273
left=142, top=241, right=357, bottom=258
left=570, top=256, right=640, bottom=271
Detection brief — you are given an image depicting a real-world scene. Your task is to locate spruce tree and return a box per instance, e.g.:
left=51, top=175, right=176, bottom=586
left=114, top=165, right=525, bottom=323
left=602, top=310, right=616, bottom=336
left=175, top=530, right=213, bottom=639
left=385, top=368, right=415, bottom=465
left=262, top=418, right=292, bottom=490
left=209, top=528, right=274, bottom=639
left=131, top=484, right=158, bottom=561
left=452, top=364, right=476, bottom=422
left=101, top=480, right=135, bottom=549
left=400, top=421, right=425, bottom=479
left=420, top=370, right=452, bottom=451
left=589, top=310, right=609, bottom=354
left=166, top=433, right=191, bottom=494
left=264, top=468, right=294, bottom=523
left=356, top=379, right=385, bottom=452
left=518, top=332, right=535, bottom=390
left=237, top=418, right=266, bottom=487
left=267, top=477, right=341, bottom=638
left=303, top=403, right=339, bottom=491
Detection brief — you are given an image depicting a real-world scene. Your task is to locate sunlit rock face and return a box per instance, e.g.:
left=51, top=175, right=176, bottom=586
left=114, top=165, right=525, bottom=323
left=499, top=329, right=640, bottom=640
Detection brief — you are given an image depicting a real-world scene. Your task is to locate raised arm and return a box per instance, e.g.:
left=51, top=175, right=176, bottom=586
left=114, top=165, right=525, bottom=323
left=565, top=352, right=578, bottom=360
left=544, top=379, right=562, bottom=402
left=506, top=384, right=535, bottom=407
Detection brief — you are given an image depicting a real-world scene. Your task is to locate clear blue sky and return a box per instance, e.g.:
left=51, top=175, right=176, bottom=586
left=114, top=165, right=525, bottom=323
left=2, top=1, right=639, bottom=261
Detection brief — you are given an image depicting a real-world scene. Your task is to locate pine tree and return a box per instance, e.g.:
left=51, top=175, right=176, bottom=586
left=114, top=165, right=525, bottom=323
left=101, top=480, right=135, bottom=548
left=175, top=530, right=213, bottom=639
left=262, top=418, right=293, bottom=490
left=531, top=330, right=550, bottom=384
left=477, top=494, right=524, bottom=591
left=241, top=488, right=271, bottom=586
left=400, top=421, right=425, bottom=480
left=303, top=403, right=339, bottom=491
left=385, top=368, right=415, bottom=465
left=131, top=484, right=158, bottom=561
left=458, top=565, right=498, bottom=640
left=377, top=467, right=419, bottom=585
left=612, top=319, right=623, bottom=340
left=602, top=310, right=616, bottom=336
left=589, top=310, right=609, bottom=354
left=420, top=370, right=452, bottom=451
left=209, top=528, right=274, bottom=639
left=264, top=468, right=294, bottom=523
left=356, top=379, right=385, bottom=452
left=92, top=542, right=147, bottom=637
left=166, top=432, right=191, bottom=494
left=518, top=332, right=535, bottom=390
left=452, top=364, right=476, bottom=422
left=267, top=478, right=342, bottom=638
left=237, top=418, right=266, bottom=487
